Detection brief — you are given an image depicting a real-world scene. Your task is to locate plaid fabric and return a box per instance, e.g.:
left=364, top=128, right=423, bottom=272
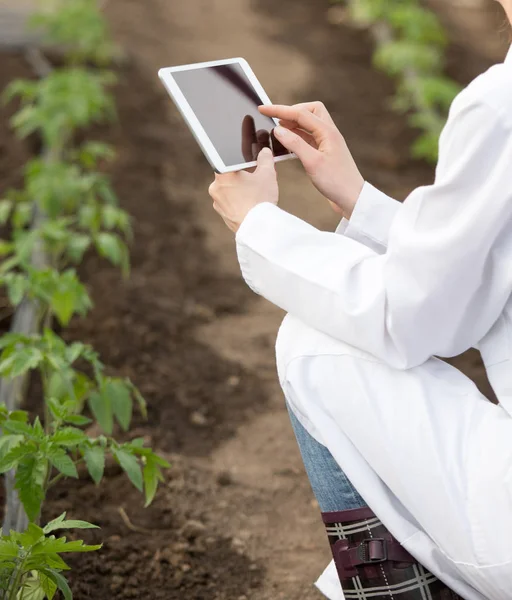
left=324, top=510, right=463, bottom=599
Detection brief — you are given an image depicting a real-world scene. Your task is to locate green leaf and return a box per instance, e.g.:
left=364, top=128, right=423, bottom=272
left=0, top=238, right=13, bottom=257
left=0, top=199, right=13, bottom=224
left=15, top=454, right=47, bottom=521
left=5, top=273, right=27, bottom=306
left=22, top=522, right=45, bottom=545
left=51, top=427, right=87, bottom=448
left=132, top=385, right=147, bottom=419
left=83, top=445, right=105, bottom=485
left=0, top=441, right=34, bottom=473
left=13, top=202, right=33, bottom=228
left=64, top=414, right=92, bottom=426
left=88, top=390, right=113, bottom=434
left=1, top=420, right=33, bottom=436
left=9, top=410, right=29, bottom=423
left=66, top=342, right=86, bottom=364
left=30, top=552, right=70, bottom=571
left=42, top=512, right=66, bottom=532
left=113, top=448, right=143, bottom=492
left=39, top=571, right=58, bottom=599
left=143, top=455, right=165, bottom=507
left=0, top=434, right=24, bottom=463
left=75, top=141, right=115, bottom=168
left=33, top=537, right=101, bottom=555
left=72, top=373, right=94, bottom=402
left=95, top=232, right=123, bottom=266
left=44, top=514, right=99, bottom=534
left=0, top=539, right=19, bottom=559
left=38, top=569, right=72, bottom=600
left=47, top=397, right=66, bottom=421
left=18, top=575, right=46, bottom=600
left=105, top=379, right=132, bottom=431
left=51, top=289, right=76, bottom=326
left=0, top=346, right=43, bottom=377
left=47, top=448, right=78, bottom=478
left=67, top=233, right=91, bottom=263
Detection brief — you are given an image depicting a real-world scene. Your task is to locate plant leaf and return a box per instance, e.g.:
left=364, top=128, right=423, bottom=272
left=33, top=537, right=101, bottom=555
left=0, top=441, right=34, bottom=473
left=88, top=390, right=112, bottom=434
left=51, top=289, right=76, bottom=326
left=40, top=570, right=58, bottom=599
left=47, top=448, right=78, bottom=478
left=95, top=232, right=122, bottom=265
left=105, top=379, right=132, bottom=431
left=67, top=233, right=91, bottom=263
left=143, top=455, right=161, bottom=507
left=64, top=414, right=92, bottom=426
left=0, top=346, right=43, bottom=378
left=0, top=539, right=19, bottom=559
left=18, top=574, right=46, bottom=600
left=37, top=569, right=72, bottom=600
left=113, top=448, right=143, bottom=492
left=0, top=199, right=13, bottom=225
left=44, top=515, right=99, bottom=535
left=51, top=427, right=87, bottom=448
left=15, top=454, right=47, bottom=521
left=83, top=445, right=105, bottom=485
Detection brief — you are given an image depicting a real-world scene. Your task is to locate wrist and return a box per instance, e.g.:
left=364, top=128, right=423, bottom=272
left=332, top=175, right=365, bottom=219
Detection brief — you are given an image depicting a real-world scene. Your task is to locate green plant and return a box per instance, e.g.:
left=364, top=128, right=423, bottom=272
left=337, top=0, right=461, bottom=162
left=0, top=514, right=100, bottom=600
left=0, top=1, right=169, bottom=597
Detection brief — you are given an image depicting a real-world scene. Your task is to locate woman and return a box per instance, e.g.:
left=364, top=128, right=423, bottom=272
left=208, top=5, right=512, bottom=599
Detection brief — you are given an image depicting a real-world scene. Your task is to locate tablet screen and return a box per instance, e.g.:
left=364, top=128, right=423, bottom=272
left=172, top=63, right=291, bottom=166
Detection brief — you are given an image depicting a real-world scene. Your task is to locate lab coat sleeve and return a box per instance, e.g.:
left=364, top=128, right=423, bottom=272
left=335, top=183, right=401, bottom=254
left=235, top=102, right=512, bottom=368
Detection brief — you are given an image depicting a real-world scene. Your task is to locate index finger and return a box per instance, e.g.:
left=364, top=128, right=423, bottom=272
left=258, top=104, right=330, bottom=144
left=293, top=102, right=335, bottom=125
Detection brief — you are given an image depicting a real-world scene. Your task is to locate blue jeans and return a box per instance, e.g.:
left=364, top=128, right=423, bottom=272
left=287, top=404, right=367, bottom=513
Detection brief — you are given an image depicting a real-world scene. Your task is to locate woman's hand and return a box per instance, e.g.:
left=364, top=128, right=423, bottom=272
left=259, top=102, right=364, bottom=218
left=209, top=147, right=278, bottom=233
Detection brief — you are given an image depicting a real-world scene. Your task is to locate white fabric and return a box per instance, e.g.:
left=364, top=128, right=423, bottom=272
left=235, top=46, right=512, bottom=600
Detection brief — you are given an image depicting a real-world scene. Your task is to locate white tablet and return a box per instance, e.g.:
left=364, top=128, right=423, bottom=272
left=158, top=58, right=296, bottom=173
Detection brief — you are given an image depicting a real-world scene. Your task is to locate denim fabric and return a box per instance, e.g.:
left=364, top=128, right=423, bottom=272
left=287, top=404, right=367, bottom=513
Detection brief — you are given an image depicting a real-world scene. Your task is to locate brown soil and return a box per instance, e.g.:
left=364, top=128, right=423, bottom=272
left=0, top=1, right=507, bottom=598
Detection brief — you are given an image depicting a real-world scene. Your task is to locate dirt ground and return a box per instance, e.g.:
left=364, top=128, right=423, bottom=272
left=0, top=0, right=509, bottom=598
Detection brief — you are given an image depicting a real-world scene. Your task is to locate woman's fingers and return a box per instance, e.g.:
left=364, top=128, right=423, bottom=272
left=259, top=104, right=330, bottom=145
left=260, top=101, right=334, bottom=127
left=276, top=123, right=317, bottom=148
left=292, top=101, right=335, bottom=125
left=273, top=126, right=319, bottom=168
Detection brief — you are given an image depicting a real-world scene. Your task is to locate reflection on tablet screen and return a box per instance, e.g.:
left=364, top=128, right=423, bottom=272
left=173, top=64, right=291, bottom=166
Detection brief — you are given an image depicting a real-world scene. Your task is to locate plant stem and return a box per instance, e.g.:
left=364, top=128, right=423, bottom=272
left=47, top=459, right=84, bottom=489
left=7, top=557, right=26, bottom=600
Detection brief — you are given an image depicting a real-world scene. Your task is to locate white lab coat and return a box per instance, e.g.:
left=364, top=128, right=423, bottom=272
left=235, top=47, right=512, bottom=599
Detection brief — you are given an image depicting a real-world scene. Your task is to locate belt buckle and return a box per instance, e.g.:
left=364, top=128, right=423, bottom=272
left=357, top=538, right=387, bottom=564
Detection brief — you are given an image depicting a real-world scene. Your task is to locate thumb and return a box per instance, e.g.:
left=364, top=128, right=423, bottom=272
left=256, top=146, right=275, bottom=174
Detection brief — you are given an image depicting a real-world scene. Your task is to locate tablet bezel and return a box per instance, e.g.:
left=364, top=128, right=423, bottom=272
left=158, top=57, right=296, bottom=173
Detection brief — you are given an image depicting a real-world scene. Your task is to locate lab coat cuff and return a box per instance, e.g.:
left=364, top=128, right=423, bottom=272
left=342, top=182, right=400, bottom=251
left=334, top=217, right=350, bottom=235
left=235, top=202, right=281, bottom=295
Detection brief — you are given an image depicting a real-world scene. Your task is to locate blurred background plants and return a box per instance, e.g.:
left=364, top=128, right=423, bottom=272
left=0, top=1, right=168, bottom=598
left=334, top=0, right=461, bottom=162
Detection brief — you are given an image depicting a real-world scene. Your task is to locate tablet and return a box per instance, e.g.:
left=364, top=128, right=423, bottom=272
left=158, top=58, right=296, bottom=173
